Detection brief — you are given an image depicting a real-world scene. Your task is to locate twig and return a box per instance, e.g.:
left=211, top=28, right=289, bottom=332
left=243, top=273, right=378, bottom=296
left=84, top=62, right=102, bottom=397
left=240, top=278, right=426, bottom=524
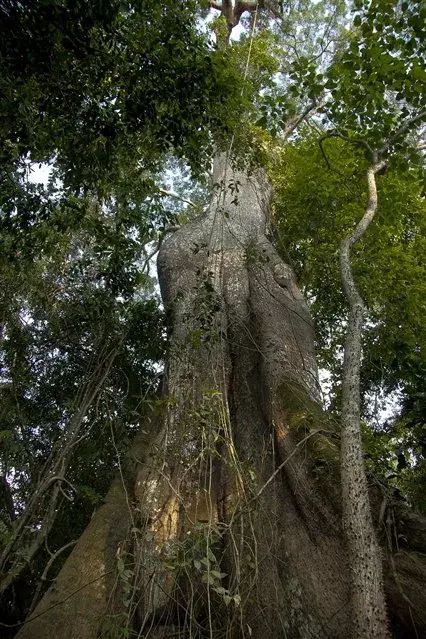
left=254, top=429, right=322, bottom=499
left=378, top=110, right=426, bottom=155
left=323, top=130, right=374, bottom=158
left=141, top=226, right=180, bottom=274
left=0, top=570, right=114, bottom=629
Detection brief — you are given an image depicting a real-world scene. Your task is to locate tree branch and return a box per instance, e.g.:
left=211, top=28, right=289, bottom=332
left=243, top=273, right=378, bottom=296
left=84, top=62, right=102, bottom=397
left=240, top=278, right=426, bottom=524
left=0, top=481, right=63, bottom=595
left=142, top=226, right=180, bottom=274
left=323, top=130, right=374, bottom=159
left=282, top=101, right=322, bottom=141
left=0, top=475, right=16, bottom=522
left=340, top=159, right=386, bottom=304
left=0, top=347, right=116, bottom=593
left=158, top=189, right=196, bottom=208
left=0, top=570, right=115, bottom=629
left=318, top=136, right=333, bottom=170
left=254, top=429, right=322, bottom=500
left=235, top=0, right=259, bottom=24
left=320, top=110, right=426, bottom=165
left=222, top=0, right=233, bottom=23
left=259, top=0, right=283, bottom=18
left=27, top=539, right=78, bottom=616
left=378, top=110, right=426, bottom=155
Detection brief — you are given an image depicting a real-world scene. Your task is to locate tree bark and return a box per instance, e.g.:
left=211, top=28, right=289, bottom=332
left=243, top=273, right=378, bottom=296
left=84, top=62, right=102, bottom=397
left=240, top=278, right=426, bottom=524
left=12, top=426, right=155, bottom=639
left=339, top=161, right=389, bottom=638
left=13, top=477, right=130, bottom=639
left=130, top=153, right=351, bottom=638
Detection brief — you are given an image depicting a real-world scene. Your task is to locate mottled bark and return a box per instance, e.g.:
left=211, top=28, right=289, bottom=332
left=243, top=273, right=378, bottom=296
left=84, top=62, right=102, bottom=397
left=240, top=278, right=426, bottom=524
left=129, top=153, right=351, bottom=638
left=13, top=479, right=130, bottom=639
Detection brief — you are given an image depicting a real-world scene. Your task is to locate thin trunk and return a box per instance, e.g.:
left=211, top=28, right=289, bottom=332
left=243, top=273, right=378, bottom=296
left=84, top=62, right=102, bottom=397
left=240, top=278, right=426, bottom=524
left=0, top=475, right=16, bottom=523
left=339, top=160, right=390, bottom=638
left=0, top=345, right=117, bottom=596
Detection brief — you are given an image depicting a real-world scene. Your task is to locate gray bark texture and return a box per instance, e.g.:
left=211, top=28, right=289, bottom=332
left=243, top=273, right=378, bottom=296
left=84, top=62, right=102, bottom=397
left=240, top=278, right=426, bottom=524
left=131, top=154, right=351, bottom=638
left=12, top=156, right=426, bottom=639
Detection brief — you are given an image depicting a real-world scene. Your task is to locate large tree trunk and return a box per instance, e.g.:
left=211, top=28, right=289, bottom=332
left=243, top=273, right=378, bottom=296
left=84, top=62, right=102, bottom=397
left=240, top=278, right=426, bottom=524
left=139, top=153, right=351, bottom=638
left=14, top=155, right=426, bottom=639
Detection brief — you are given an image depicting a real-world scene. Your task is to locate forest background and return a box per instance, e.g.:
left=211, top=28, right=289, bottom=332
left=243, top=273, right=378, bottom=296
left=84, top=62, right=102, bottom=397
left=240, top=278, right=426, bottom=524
left=0, top=0, right=425, bottom=637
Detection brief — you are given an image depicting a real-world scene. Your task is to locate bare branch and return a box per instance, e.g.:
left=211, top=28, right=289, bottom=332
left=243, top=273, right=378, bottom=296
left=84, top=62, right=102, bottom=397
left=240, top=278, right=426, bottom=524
left=254, top=429, right=322, bottom=500
left=142, top=226, right=180, bottom=274
left=158, top=189, right=196, bottom=208
left=325, top=131, right=374, bottom=158
left=45, top=475, right=76, bottom=493
left=318, top=133, right=361, bottom=176
left=341, top=159, right=387, bottom=277
left=235, top=0, right=259, bottom=23
left=318, top=136, right=333, bottom=171
left=222, top=0, right=233, bottom=21
left=307, top=6, right=338, bottom=66
left=0, top=347, right=116, bottom=593
left=0, top=570, right=115, bottom=630
left=0, top=481, right=62, bottom=595
left=318, top=110, right=426, bottom=173
left=209, top=0, right=222, bottom=10
left=282, top=101, right=322, bottom=141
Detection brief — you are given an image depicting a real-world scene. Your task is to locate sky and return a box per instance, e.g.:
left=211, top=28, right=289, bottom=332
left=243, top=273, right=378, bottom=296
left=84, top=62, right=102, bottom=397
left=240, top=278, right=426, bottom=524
left=26, top=161, right=53, bottom=185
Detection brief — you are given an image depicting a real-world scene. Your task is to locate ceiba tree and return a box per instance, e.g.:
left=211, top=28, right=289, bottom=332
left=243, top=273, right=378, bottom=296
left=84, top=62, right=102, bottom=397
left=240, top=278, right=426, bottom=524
left=9, top=1, right=426, bottom=638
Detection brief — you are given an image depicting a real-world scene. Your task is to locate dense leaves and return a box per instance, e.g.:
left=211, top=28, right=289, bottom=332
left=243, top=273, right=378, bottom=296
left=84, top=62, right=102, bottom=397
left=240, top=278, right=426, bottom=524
left=325, top=0, right=426, bottom=144
left=0, top=191, right=166, bottom=625
left=0, top=0, right=244, bottom=194
left=271, top=135, right=426, bottom=511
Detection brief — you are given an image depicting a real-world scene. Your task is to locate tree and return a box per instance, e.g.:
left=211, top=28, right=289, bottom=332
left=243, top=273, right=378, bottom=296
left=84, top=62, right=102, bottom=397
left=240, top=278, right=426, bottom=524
left=2, top=1, right=426, bottom=638
left=0, top=0, right=242, bottom=633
